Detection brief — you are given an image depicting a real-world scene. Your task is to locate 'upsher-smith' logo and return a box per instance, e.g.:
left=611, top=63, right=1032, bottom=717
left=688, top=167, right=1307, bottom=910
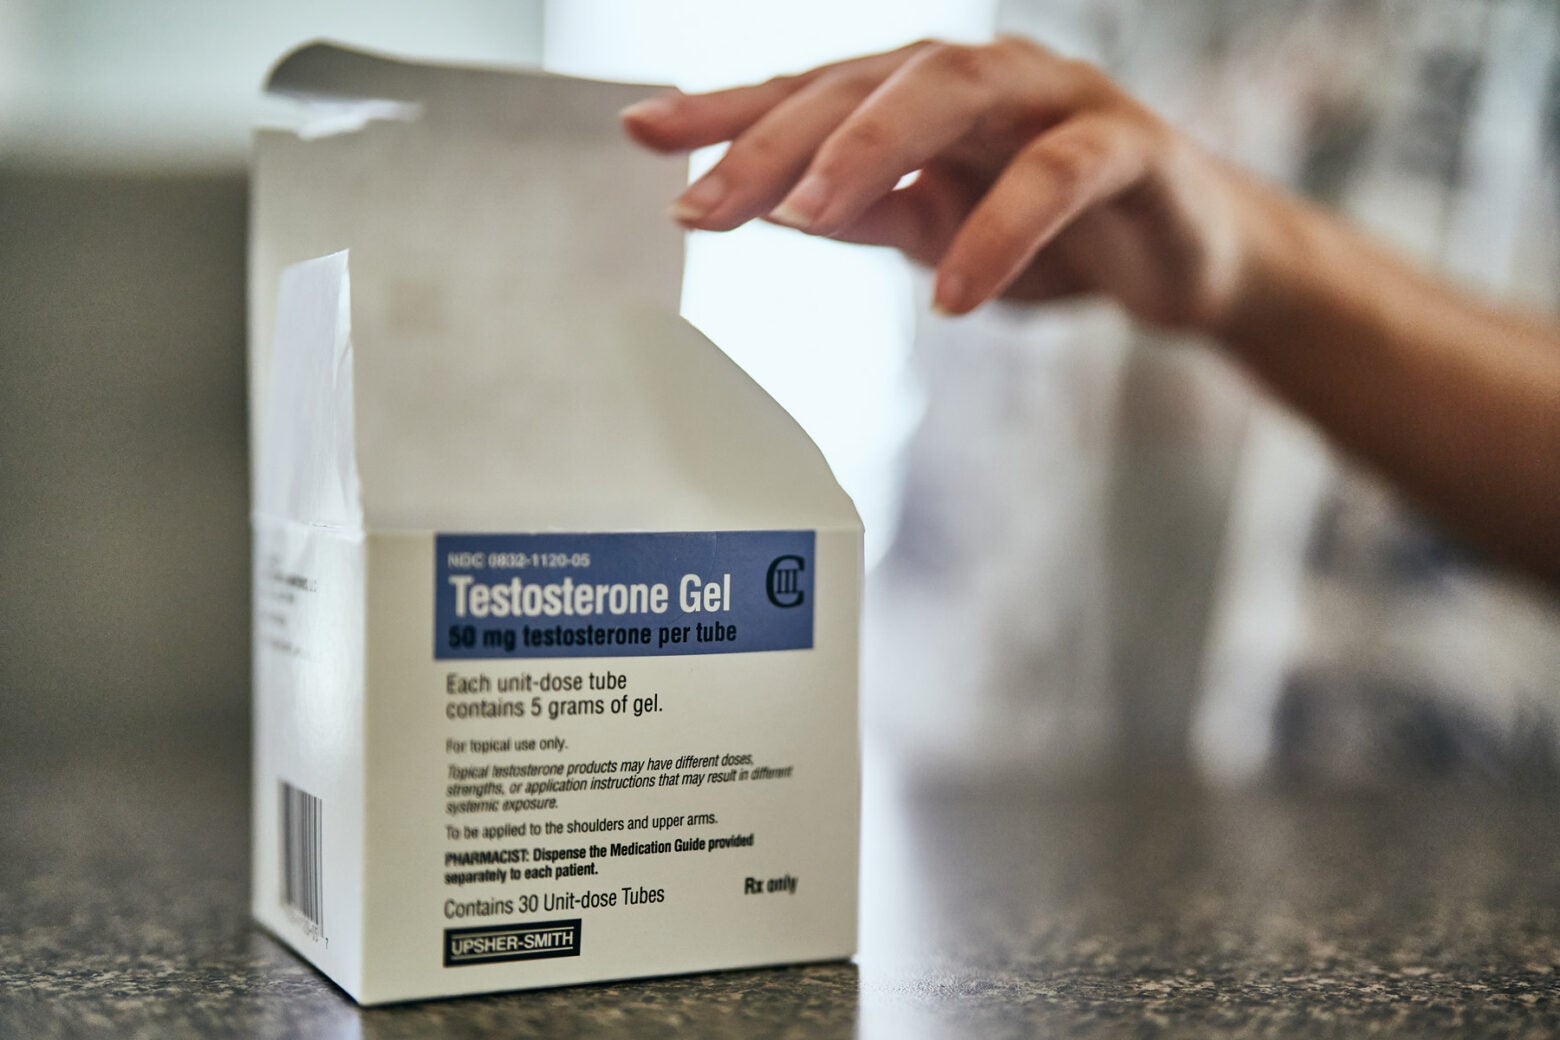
left=766, top=555, right=806, bottom=608
left=444, top=919, right=582, bottom=967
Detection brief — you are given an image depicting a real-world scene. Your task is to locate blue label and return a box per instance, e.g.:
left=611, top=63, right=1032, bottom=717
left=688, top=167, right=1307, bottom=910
left=435, top=531, right=815, bottom=659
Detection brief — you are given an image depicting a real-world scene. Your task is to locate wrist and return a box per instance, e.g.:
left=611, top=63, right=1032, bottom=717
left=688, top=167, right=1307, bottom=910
left=1202, top=169, right=1313, bottom=351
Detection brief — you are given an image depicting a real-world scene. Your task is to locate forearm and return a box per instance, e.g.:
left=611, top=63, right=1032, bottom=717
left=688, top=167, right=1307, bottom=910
left=1216, top=170, right=1560, bottom=581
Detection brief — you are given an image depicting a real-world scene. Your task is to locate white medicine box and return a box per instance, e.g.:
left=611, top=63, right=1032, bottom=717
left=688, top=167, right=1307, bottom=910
left=248, top=43, right=862, bottom=1004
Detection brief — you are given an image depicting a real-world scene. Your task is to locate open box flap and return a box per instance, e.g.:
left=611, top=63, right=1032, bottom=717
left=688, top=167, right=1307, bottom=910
left=251, top=43, right=861, bottom=534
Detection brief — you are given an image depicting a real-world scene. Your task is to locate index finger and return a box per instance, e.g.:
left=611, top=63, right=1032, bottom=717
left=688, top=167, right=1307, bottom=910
left=620, top=76, right=812, bottom=153
left=619, top=41, right=932, bottom=153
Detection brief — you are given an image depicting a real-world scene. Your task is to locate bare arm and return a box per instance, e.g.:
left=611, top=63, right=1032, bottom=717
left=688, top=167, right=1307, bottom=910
left=622, top=38, right=1560, bottom=581
left=1218, top=175, right=1560, bottom=578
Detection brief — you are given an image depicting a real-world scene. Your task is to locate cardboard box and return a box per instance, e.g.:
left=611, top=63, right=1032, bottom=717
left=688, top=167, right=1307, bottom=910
left=248, top=42, right=862, bottom=1005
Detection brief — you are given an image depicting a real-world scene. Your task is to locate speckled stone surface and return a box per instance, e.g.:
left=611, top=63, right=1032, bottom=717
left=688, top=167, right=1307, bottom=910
left=2, top=731, right=1558, bottom=1039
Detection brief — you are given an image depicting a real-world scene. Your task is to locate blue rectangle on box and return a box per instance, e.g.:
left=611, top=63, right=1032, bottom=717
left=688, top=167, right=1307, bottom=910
left=434, top=531, right=815, bottom=659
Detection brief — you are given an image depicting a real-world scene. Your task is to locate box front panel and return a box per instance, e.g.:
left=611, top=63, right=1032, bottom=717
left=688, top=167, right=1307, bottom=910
left=361, top=528, right=860, bottom=1003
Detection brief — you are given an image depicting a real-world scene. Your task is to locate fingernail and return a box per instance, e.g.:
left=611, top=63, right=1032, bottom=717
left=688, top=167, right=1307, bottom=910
left=933, top=271, right=967, bottom=315
left=619, top=94, right=678, bottom=123
left=769, top=174, right=830, bottom=230
left=670, top=172, right=727, bottom=223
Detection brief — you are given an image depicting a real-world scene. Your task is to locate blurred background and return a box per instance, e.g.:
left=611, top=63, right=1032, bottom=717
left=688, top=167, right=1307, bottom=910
left=4, top=0, right=1560, bottom=790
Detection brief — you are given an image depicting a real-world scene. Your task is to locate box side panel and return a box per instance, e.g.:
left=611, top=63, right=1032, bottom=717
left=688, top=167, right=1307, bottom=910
left=251, top=519, right=367, bottom=998
left=358, top=527, right=860, bottom=1004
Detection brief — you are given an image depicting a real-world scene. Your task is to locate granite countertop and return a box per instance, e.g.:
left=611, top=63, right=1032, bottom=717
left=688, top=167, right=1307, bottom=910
left=3, top=729, right=1558, bottom=1039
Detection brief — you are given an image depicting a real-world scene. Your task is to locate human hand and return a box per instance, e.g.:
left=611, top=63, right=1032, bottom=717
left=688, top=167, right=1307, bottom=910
left=622, top=38, right=1560, bottom=583
left=621, top=37, right=1255, bottom=332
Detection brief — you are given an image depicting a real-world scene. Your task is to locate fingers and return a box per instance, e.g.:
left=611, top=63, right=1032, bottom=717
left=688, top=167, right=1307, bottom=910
left=618, top=40, right=929, bottom=153
left=667, top=75, right=882, bottom=232
left=634, top=43, right=939, bottom=230
left=819, top=164, right=979, bottom=265
left=769, top=39, right=1082, bottom=237
left=766, top=46, right=1006, bottom=236
left=620, top=77, right=807, bottom=154
left=932, top=114, right=1149, bottom=314
left=620, top=38, right=1154, bottom=318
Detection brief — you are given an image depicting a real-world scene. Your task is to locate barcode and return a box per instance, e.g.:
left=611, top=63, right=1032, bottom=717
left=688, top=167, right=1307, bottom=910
left=280, top=781, right=323, bottom=930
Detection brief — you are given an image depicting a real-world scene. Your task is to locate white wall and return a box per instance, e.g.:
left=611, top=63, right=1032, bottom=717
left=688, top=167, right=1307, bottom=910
left=0, top=0, right=543, bottom=166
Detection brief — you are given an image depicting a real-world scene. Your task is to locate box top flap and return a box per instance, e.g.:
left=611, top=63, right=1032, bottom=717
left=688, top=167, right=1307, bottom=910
left=266, top=40, right=453, bottom=105
left=250, top=43, right=687, bottom=483
left=251, top=44, right=861, bottom=535
left=264, top=41, right=656, bottom=128
left=257, top=253, right=860, bottom=532
left=352, top=289, right=862, bottom=532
